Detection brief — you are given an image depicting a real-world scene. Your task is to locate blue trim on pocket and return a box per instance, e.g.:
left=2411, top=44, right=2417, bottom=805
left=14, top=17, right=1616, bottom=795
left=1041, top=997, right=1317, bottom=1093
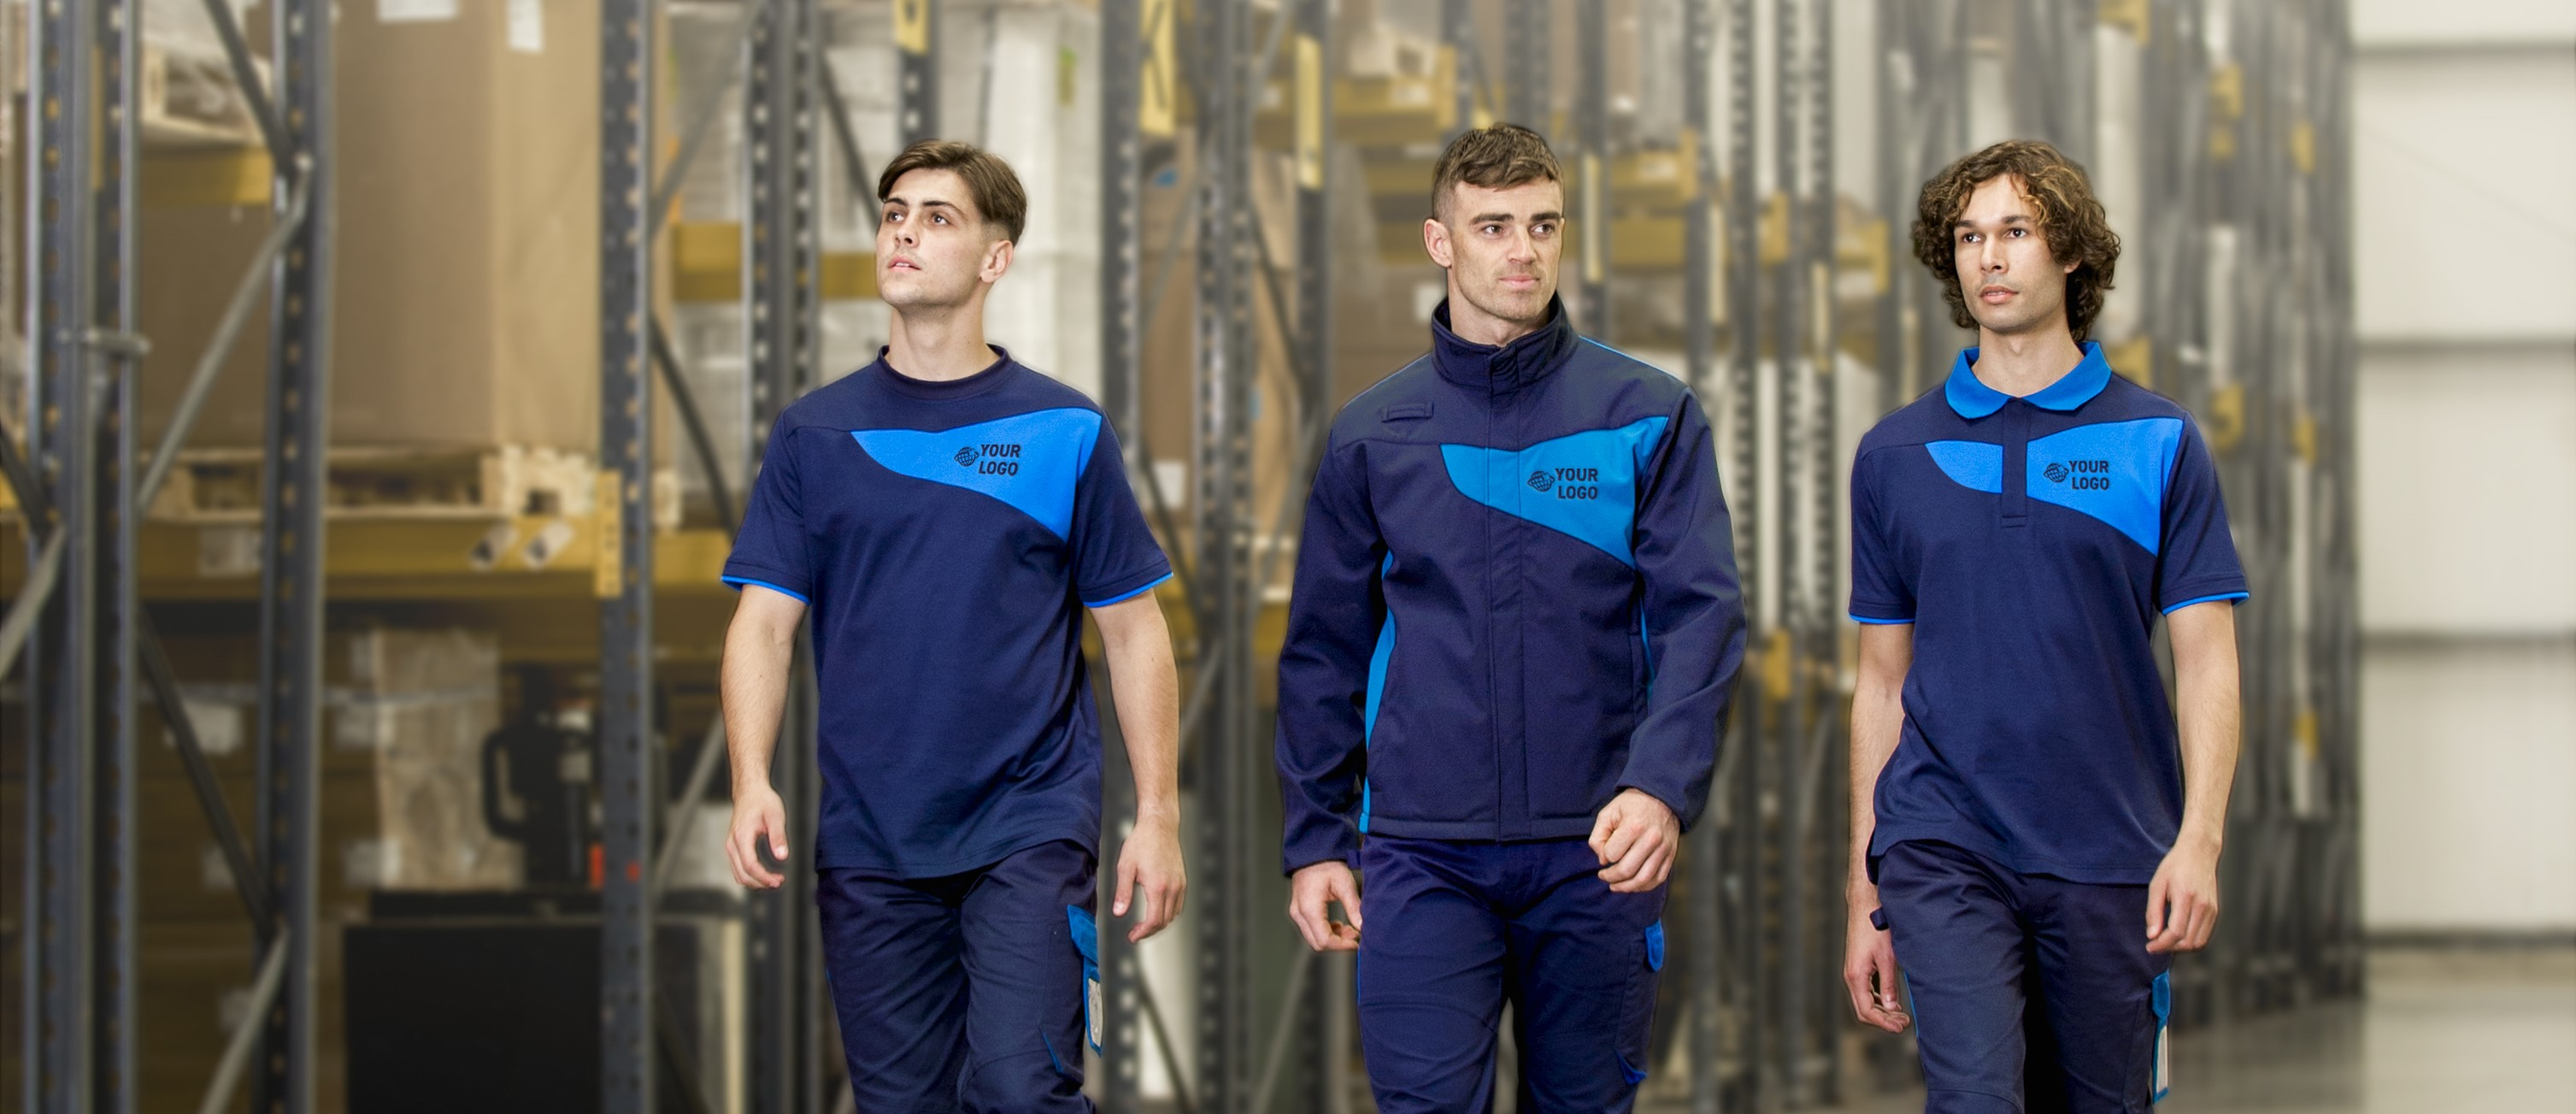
left=1617, top=1050, right=1649, bottom=1087
left=1068, top=905, right=1103, bottom=1054
left=1850, top=614, right=1914, bottom=625
left=2150, top=970, right=2173, bottom=1103
left=1644, top=921, right=1666, bottom=972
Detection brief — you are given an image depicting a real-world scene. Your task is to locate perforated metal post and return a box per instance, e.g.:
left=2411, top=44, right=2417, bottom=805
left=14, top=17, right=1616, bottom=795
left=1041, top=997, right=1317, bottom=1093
left=1191, top=0, right=1259, bottom=1106
left=243, top=0, right=332, bottom=1110
left=599, top=0, right=657, bottom=1108
left=1720, top=0, right=1764, bottom=1104
left=25, top=0, right=100, bottom=1104
left=1097, top=1, right=1150, bottom=1105
left=1679, top=0, right=1726, bottom=1107
left=1577, top=0, right=1611, bottom=338
left=92, top=0, right=144, bottom=1108
left=1291, top=0, right=1339, bottom=1105
left=1505, top=0, right=1550, bottom=130
left=897, top=0, right=938, bottom=144
left=746, top=0, right=826, bottom=1108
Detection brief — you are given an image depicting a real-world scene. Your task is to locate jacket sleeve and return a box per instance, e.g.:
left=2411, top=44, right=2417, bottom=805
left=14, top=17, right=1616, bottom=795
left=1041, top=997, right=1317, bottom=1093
left=1273, top=434, right=1386, bottom=874
left=1619, top=390, right=1747, bottom=830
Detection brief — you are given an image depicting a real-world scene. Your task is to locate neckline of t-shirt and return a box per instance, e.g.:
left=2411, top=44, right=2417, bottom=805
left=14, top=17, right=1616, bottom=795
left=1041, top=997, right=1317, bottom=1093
left=874, top=345, right=1015, bottom=400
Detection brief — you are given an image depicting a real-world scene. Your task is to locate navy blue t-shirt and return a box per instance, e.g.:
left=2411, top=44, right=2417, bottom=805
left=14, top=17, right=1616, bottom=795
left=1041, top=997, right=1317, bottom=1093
left=1850, top=342, right=2247, bottom=884
left=723, top=347, right=1172, bottom=877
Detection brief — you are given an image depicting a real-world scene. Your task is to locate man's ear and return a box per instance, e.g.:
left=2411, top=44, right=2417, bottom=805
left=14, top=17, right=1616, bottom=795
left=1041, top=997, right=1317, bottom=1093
left=982, top=238, right=1015, bottom=284
left=1423, top=216, right=1454, bottom=270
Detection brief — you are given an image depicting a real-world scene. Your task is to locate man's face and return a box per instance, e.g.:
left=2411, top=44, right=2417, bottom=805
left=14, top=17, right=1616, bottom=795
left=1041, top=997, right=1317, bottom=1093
left=1951, top=174, right=2078, bottom=338
left=1426, top=178, right=1564, bottom=330
left=876, top=168, right=1008, bottom=310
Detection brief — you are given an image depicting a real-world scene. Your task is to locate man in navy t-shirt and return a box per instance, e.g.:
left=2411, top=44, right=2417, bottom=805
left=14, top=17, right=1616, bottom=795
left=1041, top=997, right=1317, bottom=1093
left=1843, top=139, right=2247, bottom=1111
left=720, top=140, right=1184, bottom=1112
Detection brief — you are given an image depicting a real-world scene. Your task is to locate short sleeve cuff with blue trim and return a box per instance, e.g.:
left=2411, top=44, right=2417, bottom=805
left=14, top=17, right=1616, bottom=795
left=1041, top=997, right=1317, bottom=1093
left=2158, top=580, right=2250, bottom=615
left=1849, top=599, right=1914, bottom=625
left=1079, top=563, right=1174, bottom=609
left=720, top=563, right=813, bottom=604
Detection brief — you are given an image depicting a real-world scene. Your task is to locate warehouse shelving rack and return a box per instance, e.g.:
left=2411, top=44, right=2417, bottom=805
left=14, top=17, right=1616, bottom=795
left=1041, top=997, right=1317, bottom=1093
left=5, top=3, right=2360, bottom=1112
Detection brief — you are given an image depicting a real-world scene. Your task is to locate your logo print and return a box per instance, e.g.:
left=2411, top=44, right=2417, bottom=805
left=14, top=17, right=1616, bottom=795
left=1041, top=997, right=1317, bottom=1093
left=2050, top=459, right=2113, bottom=490
left=1527, top=470, right=1555, bottom=492
left=959, top=441, right=1024, bottom=475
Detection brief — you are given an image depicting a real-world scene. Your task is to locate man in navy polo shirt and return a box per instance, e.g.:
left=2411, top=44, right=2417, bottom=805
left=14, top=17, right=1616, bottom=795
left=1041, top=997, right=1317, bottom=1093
left=720, top=139, right=1184, bottom=1112
left=1843, top=139, right=2246, bottom=1112
left=1276, top=123, right=1745, bottom=1111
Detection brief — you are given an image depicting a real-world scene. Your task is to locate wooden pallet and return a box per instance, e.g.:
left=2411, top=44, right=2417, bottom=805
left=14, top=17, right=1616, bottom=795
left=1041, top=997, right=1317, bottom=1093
left=145, top=445, right=680, bottom=529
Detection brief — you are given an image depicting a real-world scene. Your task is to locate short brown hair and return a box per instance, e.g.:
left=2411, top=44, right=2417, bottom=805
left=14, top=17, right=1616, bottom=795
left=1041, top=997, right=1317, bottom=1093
left=1430, top=123, right=1562, bottom=219
left=876, top=139, right=1029, bottom=245
left=1911, top=140, right=2120, bottom=342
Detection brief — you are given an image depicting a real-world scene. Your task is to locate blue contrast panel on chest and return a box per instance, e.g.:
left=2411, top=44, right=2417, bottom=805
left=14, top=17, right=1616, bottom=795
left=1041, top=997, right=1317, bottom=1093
left=2025, top=417, right=2182, bottom=552
left=850, top=407, right=1101, bottom=539
left=1921, top=416, right=2182, bottom=553
left=1438, top=416, right=1669, bottom=565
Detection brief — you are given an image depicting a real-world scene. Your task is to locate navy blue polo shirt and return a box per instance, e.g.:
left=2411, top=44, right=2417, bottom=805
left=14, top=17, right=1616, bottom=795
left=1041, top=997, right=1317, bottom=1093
left=722, top=347, right=1172, bottom=877
left=1850, top=341, right=2247, bottom=884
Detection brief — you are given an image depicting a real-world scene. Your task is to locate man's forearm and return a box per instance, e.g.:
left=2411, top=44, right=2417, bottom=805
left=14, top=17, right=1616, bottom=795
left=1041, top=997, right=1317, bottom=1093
left=2173, top=651, right=2240, bottom=852
left=720, top=616, right=795, bottom=795
left=1848, top=685, right=1903, bottom=899
left=1104, top=622, right=1182, bottom=823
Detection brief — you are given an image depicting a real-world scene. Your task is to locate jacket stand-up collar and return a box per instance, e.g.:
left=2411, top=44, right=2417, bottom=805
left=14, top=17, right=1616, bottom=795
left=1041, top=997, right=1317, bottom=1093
left=1430, top=296, right=1579, bottom=394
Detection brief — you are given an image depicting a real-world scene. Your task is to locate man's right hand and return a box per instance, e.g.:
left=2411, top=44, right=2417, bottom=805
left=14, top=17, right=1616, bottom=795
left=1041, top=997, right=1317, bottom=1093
left=1844, top=904, right=1911, bottom=1033
left=1286, top=860, right=1363, bottom=952
left=726, top=782, right=790, bottom=889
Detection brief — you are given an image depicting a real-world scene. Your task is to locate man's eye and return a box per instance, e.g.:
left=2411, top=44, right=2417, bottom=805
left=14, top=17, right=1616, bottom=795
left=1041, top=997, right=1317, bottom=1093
left=1481, top=224, right=1503, bottom=235
left=1534, top=223, right=1556, bottom=237
left=933, top=213, right=949, bottom=225
left=2008, top=227, right=2026, bottom=238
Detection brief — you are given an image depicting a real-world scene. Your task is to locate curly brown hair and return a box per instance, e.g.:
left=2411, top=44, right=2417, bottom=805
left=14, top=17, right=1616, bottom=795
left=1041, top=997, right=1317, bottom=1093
left=1912, top=140, right=2120, bottom=342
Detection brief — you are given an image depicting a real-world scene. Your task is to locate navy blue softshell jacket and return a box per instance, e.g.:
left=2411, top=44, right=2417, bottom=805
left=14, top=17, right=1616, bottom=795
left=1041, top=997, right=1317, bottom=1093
left=1276, top=298, right=1747, bottom=874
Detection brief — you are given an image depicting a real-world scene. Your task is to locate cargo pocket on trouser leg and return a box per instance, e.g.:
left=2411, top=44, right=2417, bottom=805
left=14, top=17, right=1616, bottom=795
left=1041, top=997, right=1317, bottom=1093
left=1616, top=920, right=1666, bottom=1087
left=1067, top=906, right=1103, bottom=1058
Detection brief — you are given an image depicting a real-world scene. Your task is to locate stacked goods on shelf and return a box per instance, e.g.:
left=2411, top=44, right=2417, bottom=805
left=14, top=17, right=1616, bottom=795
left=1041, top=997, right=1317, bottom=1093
left=135, top=2, right=675, bottom=527
left=0, top=625, right=510, bottom=1111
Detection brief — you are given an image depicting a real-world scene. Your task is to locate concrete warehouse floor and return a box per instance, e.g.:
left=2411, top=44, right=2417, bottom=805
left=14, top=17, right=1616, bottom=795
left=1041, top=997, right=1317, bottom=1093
left=1787, top=946, right=2576, bottom=1114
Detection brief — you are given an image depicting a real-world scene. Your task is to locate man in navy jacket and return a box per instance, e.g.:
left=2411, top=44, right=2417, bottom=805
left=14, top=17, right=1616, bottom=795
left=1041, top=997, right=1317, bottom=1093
left=1274, top=124, right=1746, bottom=1111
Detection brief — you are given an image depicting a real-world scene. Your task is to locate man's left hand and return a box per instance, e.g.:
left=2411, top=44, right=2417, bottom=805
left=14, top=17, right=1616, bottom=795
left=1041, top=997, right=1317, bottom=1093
left=1589, top=789, right=1680, bottom=893
left=1115, top=815, right=1188, bottom=943
left=2145, top=836, right=2221, bottom=954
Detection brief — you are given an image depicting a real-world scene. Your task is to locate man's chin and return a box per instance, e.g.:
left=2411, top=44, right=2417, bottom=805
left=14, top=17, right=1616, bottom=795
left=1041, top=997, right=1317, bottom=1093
left=1473, top=287, right=1554, bottom=325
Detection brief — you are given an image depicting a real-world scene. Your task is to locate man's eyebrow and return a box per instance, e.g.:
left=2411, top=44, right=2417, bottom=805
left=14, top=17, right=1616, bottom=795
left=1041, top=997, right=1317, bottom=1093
left=1957, top=213, right=2032, bottom=229
left=885, top=196, right=963, bottom=213
left=1471, top=210, right=1565, bottom=224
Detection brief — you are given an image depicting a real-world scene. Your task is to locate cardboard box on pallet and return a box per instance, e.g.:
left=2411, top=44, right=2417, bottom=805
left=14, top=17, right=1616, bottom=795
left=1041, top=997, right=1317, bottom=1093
left=136, top=1, right=671, bottom=468
left=136, top=625, right=520, bottom=907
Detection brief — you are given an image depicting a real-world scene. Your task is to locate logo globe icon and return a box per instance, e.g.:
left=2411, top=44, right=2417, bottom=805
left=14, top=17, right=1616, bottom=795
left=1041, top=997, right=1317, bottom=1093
left=954, top=445, right=981, bottom=467
left=1527, top=470, right=1555, bottom=492
left=2044, top=462, right=2070, bottom=484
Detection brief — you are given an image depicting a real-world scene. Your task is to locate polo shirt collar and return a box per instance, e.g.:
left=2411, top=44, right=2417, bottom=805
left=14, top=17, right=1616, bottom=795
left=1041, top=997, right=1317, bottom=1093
left=1944, top=339, right=2112, bottom=419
